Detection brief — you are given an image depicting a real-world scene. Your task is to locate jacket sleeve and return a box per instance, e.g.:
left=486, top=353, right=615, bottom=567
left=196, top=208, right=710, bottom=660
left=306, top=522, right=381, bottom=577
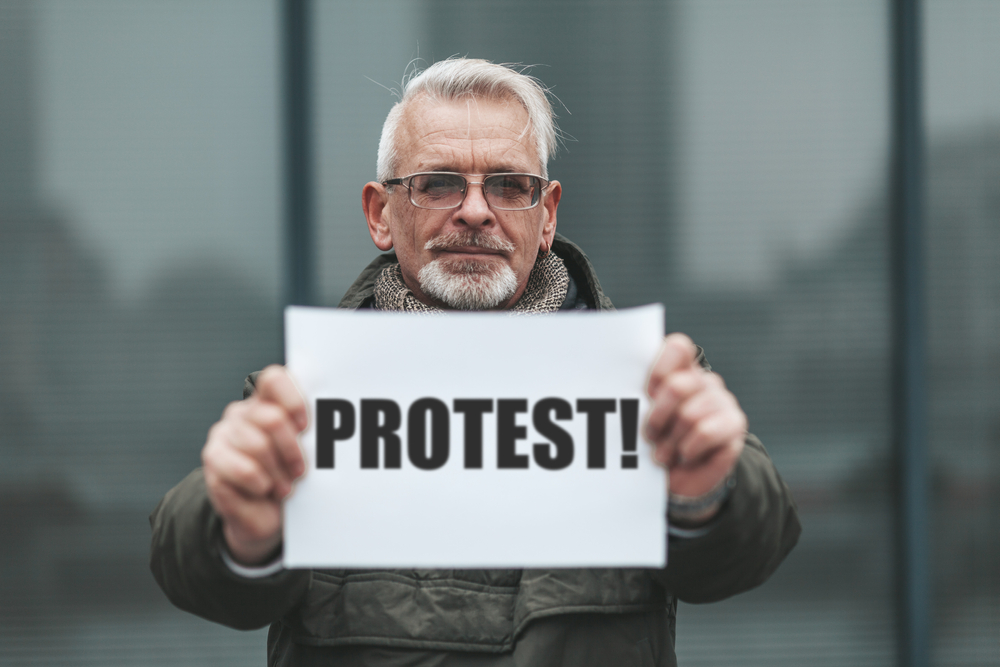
left=655, top=433, right=801, bottom=603
left=149, top=467, right=312, bottom=630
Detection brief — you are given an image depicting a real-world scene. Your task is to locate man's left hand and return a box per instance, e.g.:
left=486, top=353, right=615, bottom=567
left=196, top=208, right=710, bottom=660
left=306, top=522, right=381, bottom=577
left=644, top=333, right=746, bottom=513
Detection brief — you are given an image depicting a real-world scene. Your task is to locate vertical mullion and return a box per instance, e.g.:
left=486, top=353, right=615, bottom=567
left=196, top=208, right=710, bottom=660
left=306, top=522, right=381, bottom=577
left=283, top=0, right=313, bottom=307
left=891, top=1, right=929, bottom=666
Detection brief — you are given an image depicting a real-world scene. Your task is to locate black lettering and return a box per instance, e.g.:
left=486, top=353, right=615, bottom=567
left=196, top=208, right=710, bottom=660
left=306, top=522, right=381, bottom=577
left=315, top=399, right=355, bottom=469
left=576, top=399, right=616, bottom=469
left=532, top=398, right=574, bottom=470
left=360, top=399, right=401, bottom=468
left=497, top=399, right=529, bottom=469
left=454, top=399, right=493, bottom=469
left=407, top=398, right=450, bottom=470
left=620, top=399, right=639, bottom=469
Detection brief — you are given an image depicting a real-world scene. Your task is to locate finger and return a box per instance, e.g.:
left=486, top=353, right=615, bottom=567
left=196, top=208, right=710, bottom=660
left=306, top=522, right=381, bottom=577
left=255, top=365, right=309, bottom=432
left=674, top=410, right=746, bottom=468
left=660, top=375, right=732, bottom=457
left=228, top=378, right=307, bottom=481
left=204, top=435, right=276, bottom=499
left=644, top=366, right=709, bottom=443
left=646, top=333, right=699, bottom=397
left=242, top=399, right=306, bottom=482
left=226, top=417, right=294, bottom=498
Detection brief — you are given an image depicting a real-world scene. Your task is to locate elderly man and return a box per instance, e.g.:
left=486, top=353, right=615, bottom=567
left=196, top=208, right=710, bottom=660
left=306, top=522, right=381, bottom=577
left=151, top=59, right=799, bottom=667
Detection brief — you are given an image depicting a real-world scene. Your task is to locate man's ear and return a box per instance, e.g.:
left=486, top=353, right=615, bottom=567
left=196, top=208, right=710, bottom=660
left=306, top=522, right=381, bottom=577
left=363, top=182, right=394, bottom=251
left=540, top=180, right=561, bottom=251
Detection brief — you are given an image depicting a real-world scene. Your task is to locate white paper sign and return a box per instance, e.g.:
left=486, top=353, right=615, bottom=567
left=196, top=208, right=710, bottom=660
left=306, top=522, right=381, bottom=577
left=283, top=304, right=666, bottom=568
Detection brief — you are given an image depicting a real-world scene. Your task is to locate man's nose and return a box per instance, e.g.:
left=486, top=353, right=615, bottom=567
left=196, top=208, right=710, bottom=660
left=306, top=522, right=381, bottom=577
left=455, top=181, right=495, bottom=227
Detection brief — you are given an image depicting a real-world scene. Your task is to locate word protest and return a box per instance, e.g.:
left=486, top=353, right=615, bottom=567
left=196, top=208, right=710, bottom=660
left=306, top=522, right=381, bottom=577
left=284, top=305, right=666, bottom=569
left=315, top=397, right=641, bottom=471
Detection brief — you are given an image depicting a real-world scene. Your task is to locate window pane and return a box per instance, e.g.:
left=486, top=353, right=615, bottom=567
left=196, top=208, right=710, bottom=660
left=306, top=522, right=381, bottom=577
left=924, top=2, right=1000, bottom=665
left=314, top=0, right=424, bottom=306
left=0, top=0, right=280, bottom=663
left=668, top=2, right=893, bottom=664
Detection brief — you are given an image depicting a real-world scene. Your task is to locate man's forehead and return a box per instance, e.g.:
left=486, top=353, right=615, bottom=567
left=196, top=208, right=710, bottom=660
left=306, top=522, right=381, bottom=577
left=395, top=95, right=538, bottom=172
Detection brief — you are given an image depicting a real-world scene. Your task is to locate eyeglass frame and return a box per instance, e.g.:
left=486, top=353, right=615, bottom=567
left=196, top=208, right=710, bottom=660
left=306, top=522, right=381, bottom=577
left=382, top=172, right=553, bottom=211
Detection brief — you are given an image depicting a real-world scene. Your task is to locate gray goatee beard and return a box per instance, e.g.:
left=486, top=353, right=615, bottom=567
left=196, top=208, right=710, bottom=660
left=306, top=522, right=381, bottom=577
left=417, top=231, right=519, bottom=310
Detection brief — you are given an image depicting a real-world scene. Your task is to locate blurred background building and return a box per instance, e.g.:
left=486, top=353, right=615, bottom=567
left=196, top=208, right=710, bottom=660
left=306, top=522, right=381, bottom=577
left=0, top=1, right=996, bottom=665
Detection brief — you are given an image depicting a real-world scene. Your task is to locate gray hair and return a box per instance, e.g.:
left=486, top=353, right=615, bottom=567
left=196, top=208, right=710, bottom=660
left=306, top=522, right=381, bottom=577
left=376, top=58, right=559, bottom=182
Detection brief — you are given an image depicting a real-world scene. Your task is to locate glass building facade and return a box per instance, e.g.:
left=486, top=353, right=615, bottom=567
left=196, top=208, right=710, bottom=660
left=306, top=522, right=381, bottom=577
left=0, top=1, right=996, bottom=664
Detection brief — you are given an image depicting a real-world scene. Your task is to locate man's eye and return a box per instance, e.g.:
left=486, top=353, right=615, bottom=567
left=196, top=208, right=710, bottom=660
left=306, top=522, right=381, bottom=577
left=415, top=175, right=462, bottom=194
left=488, top=175, right=531, bottom=197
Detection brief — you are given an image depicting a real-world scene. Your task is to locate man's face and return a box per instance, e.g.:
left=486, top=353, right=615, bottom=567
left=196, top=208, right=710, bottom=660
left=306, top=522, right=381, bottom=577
left=363, top=96, right=560, bottom=310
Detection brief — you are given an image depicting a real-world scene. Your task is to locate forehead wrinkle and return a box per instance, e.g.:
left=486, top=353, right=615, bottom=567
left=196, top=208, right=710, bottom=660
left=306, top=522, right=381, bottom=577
left=412, top=141, right=527, bottom=175
left=399, top=98, right=539, bottom=175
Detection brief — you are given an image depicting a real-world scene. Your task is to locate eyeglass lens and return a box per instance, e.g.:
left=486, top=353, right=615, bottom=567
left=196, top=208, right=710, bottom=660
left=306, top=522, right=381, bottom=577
left=408, top=173, right=540, bottom=210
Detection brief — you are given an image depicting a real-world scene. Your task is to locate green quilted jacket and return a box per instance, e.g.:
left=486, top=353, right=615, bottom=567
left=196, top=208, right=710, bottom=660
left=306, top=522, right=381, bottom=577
left=150, top=234, right=800, bottom=667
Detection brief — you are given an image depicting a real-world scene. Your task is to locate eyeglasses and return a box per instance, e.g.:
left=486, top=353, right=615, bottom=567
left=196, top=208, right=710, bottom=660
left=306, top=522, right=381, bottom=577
left=383, top=172, right=550, bottom=211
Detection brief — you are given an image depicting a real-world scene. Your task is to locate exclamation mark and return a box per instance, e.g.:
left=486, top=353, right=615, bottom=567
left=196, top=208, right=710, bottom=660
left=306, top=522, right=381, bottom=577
left=620, top=399, right=639, bottom=469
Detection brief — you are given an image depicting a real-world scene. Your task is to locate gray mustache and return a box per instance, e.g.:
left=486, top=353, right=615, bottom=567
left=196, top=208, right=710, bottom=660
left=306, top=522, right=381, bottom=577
left=424, top=231, right=516, bottom=253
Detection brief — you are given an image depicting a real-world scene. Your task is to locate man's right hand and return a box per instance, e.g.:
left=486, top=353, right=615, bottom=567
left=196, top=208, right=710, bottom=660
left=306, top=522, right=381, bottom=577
left=201, top=365, right=308, bottom=566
